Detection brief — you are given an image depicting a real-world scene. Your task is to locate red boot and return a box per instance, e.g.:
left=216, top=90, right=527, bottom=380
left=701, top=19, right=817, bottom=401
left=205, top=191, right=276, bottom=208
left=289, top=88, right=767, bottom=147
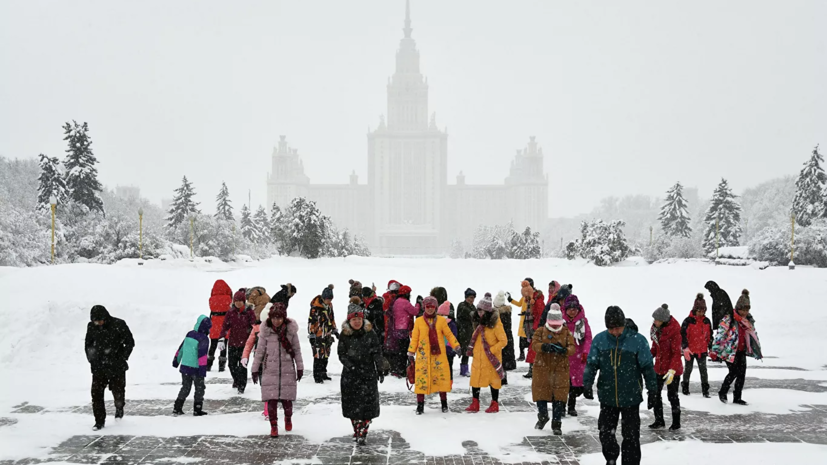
left=285, top=416, right=292, bottom=432
left=485, top=401, right=499, bottom=413
left=465, top=398, right=480, bottom=413
left=270, top=421, right=279, bottom=438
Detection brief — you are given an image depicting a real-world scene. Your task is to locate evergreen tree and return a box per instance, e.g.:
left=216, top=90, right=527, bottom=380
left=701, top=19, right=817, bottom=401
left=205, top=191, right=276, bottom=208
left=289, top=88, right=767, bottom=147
left=36, top=153, right=68, bottom=212
left=283, top=197, right=326, bottom=259
left=702, top=178, right=742, bottom=254
left=658, top=181, right=692, bottom=237
left=269, top=203, right=285, bottom=245
left=239, top=204, right=256, bottom=242
left=62, top=121, right=104, bottom=214
left=352, top=234, right=371, bottom=257
left=214, top=182, right=234, bottom=221
left=253, top=205, right=270, bottom=244
left=791, top=144, right=826, bottom=227
left=510, top=226, right=541, bottom=259
left=165, top=176, right=201, bottom=230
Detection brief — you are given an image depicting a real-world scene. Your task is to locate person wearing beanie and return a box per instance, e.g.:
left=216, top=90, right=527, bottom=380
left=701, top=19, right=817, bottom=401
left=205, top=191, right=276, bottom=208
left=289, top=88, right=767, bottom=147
left=531, top=304, right=575, bottom=435
left=456, top=288, right=477, bottom=377
left=705, top=280, right=733, bottom=330
left=407, top=295, right=461, bottom=415
left=361, top=285, right=385, bottom=346
left=387, top=284, right=421, bottom=378
left=381, top=280, right=402, bottom=372
left=493, top=291, right=517, bottom=384
left=649, top=304, right=683, bottom=431
left=521, top=282, right=546, bottom=380
left=172, top=315, right=212, bottom=417
left=220, top=288, right=256, bottom=394
left=338, top=296, right=382, bottom=444
left=429, top=287, right=454, bottom=319
left=252, top=302, right=304, bottom=438
left=271, top=283, right=298, bottom=311
left=86, top=305, right=134, bottom=431
left=466, top=293, right=508, bottom=414
left=348, top=279, right=363, bottom=299
left=437, top=300, right=460, bottom=381
left=680, top=293, right=712, bottom=397
left=506, top=284, right=530, bottom=363
left=711, top=289, right=761, bottom=405
left=309, top=285, right=338, bottom=383
left=561, top=294, right=592, bottom=417
left=207, top=279, right=233, bottom=372
left=583, top=306, right=657, bottom=465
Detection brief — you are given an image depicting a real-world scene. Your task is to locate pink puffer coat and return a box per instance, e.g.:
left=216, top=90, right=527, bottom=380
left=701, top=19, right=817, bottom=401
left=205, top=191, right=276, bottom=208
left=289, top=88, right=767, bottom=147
left=251, top=319, right=304, bottom=401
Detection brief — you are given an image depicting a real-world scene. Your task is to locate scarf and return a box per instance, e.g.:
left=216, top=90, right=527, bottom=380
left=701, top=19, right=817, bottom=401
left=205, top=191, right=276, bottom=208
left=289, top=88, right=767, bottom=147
left=425, top=314, right=441, bottom=356
left=272, top=321, right=295, bottom=359
left=467, top=324, right=504, bottom=380
left=650, top=324, right=660, bottom=346
left=546, top=323, right=563, bottom=333
left=572, top=318, right=586, bottom=344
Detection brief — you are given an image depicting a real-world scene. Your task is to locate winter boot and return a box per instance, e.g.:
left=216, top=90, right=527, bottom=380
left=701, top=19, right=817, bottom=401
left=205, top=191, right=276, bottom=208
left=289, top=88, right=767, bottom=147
left=551, top=420, right=562, bottom=436
left=193, top=403, right=208, bottom=416
left=567, top=392, right=578, bottom=417
left=517, top=350, right=525, bottom=362
left=115, top=407, right=124, bottom=419
left=285, top=416, right=293, bottom=432
left=441, top=398, right=449, bottom=413
left=669, top=410, right=681, bottom=431
left=465, top=398, right=480, bottom=413
left=648, top=419, right=665, bottom=429
left=218, top=356, right=227, bottom=372
left=681, top=381, right=690, bottom=396
left=535, top=413, right=549, bottom=430
left=92, top=423, right=105, bottom=431
left=719, top=390, right=728, bottom=404
left=523, top=366, right=533, bottom=379
left=460, top=364, right=470, bottom=377
left=501, top=375, right=508, bottom=386
left=270, top=420, right=279, bottom=438
left=485, top=401, right=499, bottom=413
left=702, top=383, right=711, bottom=398
left=416, top=402, right=425, bottom=415
left=172, top=399, right=185, bottom=416
left=567, top=406, right=578, bottom=417
left=237, top=386, right=245, bottom=395
left=733, top=398, right=748, bottom=406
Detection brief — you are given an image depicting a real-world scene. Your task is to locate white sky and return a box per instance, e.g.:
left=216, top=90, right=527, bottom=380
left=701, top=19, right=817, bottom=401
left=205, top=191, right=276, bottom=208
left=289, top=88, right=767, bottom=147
left=1, top=0, right=825, bottom=217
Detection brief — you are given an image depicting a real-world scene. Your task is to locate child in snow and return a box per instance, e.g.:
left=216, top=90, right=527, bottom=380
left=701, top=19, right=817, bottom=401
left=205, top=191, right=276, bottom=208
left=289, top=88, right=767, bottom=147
left=650, top=304, right=683, bottom=431
left=172, top=315, right=212, bottom=417
left=466, top=293, right=508, bottom=413
left=680, top=293, right=713, bottom=397
left=408, top=296, right=461, bottom=414
left=711, top=289, right=762, bottom=405
left=437, top=300, right=459, bottom=380
left=531, top=304, right=575, bottom=435
left=561, top=294, right=592, bottom=417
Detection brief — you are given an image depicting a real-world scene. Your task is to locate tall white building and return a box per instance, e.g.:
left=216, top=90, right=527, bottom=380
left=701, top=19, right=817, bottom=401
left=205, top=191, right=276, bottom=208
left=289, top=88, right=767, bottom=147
left=267, top=1, right=548, bottom=256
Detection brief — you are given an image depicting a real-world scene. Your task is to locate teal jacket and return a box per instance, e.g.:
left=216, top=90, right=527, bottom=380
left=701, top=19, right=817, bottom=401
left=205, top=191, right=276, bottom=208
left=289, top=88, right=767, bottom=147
left=583, top=319, right=657, bottom=408
left=173, top=315, right=211, bottom=377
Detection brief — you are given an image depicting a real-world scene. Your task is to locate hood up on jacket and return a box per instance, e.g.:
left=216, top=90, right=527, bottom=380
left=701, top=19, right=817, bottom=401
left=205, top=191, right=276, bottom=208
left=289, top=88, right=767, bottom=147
left=194, top=315, right=212, bottom=335
left=90, top=305, right=111, bottom=322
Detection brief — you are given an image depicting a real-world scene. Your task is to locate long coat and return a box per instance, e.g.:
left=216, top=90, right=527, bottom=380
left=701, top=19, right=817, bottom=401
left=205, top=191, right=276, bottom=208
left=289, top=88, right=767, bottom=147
left=408, top=315, right=460, bottom=394
left=495, top=305, right=517, bottom=371
left=563, top=307, right=592, bottom=387
left=251, top=319, right=304, bottom=401
left=469, top=311, right=508, bottom=389
left=509, top=297, right=528, bottom=339
left=524, top=291, right=546, bottom=364
left=85, top=308, right=135, bottom=376
left=650, top=317, right=684, bottom=376
left=338, top=320, right=382, bottom=420
left=208, top=280, right=232, bottom=340
left=531, top=325, right=576, bottom=402
left=456, top=301, right=476, bottom=350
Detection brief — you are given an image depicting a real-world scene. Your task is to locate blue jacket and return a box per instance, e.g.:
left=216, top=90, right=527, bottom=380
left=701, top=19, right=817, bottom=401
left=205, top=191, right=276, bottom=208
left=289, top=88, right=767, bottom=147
left=583, top=319, right=657, bottom=408
left=173, top=315, right=211, bottom=378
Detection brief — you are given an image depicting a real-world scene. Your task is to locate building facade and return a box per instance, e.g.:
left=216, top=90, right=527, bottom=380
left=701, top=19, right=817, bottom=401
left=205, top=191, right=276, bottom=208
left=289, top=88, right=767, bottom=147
left=267, top=1, right=548, bottom=256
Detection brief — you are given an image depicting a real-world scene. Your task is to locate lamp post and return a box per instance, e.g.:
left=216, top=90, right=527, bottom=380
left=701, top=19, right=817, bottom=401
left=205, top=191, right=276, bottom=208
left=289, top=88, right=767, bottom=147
left=49, top=195, right=57, bottom=264
left=138, top=207, right=144, bottom=264
left=789, top=213, right=795, bottom=270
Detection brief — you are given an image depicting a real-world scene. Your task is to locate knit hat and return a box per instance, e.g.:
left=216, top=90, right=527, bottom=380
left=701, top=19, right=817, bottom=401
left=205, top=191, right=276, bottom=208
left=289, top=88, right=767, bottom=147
left=464, top=288, right=476, bottom=298
left=564, top=294, right=580, bottom=310
left=233, top=289, right=247, bottom=302
left=268, top=302, right=287, bottom=321
left=546, top=304, right=564, bottom=325
left=398, top=285, right=412, bottom=296
left=556, top=284, right=573, bottom=303
left=348, top=279, right=362, bottom=294
left=387, top=280, right=401, bottom=292
left=423, top=296, right=438, bottom=308
left=493, top=291, right=506, bottom=307
left=476, top=292, right=494, bottom=312
left=605, top=306, right=626, bottom=329
left=346, top=296, right=364, bottom=320
left=321, top=284, right=334, bottom=300
left=652, top=304, right=670, bottom=322
left=437, top=301, right=451, bottom=316
left=361, top=286, right=374, bottom=298
left=735, top=289, right=750, bottom=310
left=692, top=293, right=707, bottom=313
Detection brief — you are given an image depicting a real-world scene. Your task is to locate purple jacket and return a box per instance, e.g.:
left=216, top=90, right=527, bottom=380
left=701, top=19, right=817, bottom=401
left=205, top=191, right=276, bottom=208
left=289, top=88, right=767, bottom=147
left=392, top=297, right=420, bottom=331
left=219, top=305, right=256, bottom=348
left=563, top=306, right=593, bottom=387
left=173, top=315, right=211, bottom=378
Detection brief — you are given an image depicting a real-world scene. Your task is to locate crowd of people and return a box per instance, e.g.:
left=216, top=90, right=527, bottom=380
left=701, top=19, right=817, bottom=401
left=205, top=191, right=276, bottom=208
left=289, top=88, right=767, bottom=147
left=83, top=277, right=762, bottom=464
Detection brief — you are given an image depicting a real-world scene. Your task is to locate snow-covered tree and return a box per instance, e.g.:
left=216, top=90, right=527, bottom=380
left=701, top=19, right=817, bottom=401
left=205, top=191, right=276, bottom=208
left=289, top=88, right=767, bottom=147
left=658, top=182, right=692, bottom=238
left=352, top=234, right=371, bottom=257
left=253, top=205, right=270, bottom=244
left=239, top=204, right=256, bottom=242
left=449, top=239, right=464, bottom=259
left=165, top=176, right=200, bottom=230
left=62, top=121, right=104, bottom=214
left=791, top=145, right=826, bottom=227
left=214, top=182, right=234, bottom=221
left=702, top=178, right=742, bottom=254
left=282, top=197, right=327, bottom=259
left=36, top=154, right=68, bottom=212
left=269, top=203, right=285, bottom=246
left=566, top=219, right=630, bottom=266
left=510, top=227, right=541, bottom=259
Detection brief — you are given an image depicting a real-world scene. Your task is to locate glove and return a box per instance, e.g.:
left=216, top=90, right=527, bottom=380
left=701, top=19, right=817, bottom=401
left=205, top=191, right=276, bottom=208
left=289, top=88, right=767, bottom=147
left=683, top=348, right=691, bottom=361
left=506, top=292, right=512, bottom=302
left=466, top=349, right=473, bottom=357
left=252, top=371, right=260, bottom=385
left=709, top=351, right=718, bottom=362
left=217, top=340, right=225, bottom=352
left=241, top=357, right=248, bottom=368
left=378, top=373, right=384, bottom=384
left=296, top=369, right=303, bottom=381
left=583, top=387, right=594, bottom=400
left=647, top=391, right=656, bottom=410
left=580, top=352, right=588, bottom=364
left=663, top=369, right=676, bottom=385
left=172, top=359, right=179, bottom=369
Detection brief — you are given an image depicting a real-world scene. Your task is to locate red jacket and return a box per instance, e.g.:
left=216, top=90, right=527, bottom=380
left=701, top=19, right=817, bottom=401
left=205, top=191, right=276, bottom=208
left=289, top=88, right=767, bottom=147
left=680, top=311, right=712, bottom=355
left=208, top=280, right=232, bottom=340
left=524, top=290, right=546, bottom=364
left=650, top=317, right=684, bottom=376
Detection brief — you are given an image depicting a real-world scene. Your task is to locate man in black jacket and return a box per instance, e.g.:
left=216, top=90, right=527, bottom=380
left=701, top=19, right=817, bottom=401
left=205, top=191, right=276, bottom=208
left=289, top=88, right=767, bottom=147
left=85, top=305, right=135, bottom=430
left=704, top=281, right=733, bottom=330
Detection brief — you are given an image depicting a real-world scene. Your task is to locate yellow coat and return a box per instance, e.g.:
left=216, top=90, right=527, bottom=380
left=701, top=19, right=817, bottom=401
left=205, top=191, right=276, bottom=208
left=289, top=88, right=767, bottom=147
left=469, top=312, right=508, bottom=389
left=408, top=315, right=460, bottom=395
left=510, top=297, right=528, bottom=338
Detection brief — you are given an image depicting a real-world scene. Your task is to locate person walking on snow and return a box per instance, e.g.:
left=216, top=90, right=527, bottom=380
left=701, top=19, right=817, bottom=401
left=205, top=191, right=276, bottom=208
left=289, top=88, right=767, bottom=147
left=242, top=290, right=275, bottom=420
left=207, top=279, right=232, bottom=372
left=507, top=277, right=538, bottom=363
left=521, top=280, right=546, bottom=379
left=387, top=285, right=421, bottom=378
left=583, top=306, right=657, bottom=465
left=532, top=304, right=575, bottom=435
left=466, top=293, right=508, bottom=413
left=251, top=303, right=304, bottom=438
left=437, top=300, right=459, bottom=380
left=680, top=293, right=713, bottom=397
left=308, top=285, right=338, bottom=383
left=382, top=280, right=402, bottom=375
left=338, top=297, right=383, bottom=445
left=219, top=288, right=255, bottom=394
left=649, top=304, right=683, bottom=431
left=493, top=291, right=516, bottom=385
left=85, top=305, right=135, bottom=431
left=362, top=286, right=385, bottom=346
left=172, top=315, right=211, bottom=416
left=561, top=294, right=592, bottom=417
left=705, top=280, right=733, bottom=330
left=711, top=289, right=762, bottom=405
left=456, top=288, right=477, bottom=377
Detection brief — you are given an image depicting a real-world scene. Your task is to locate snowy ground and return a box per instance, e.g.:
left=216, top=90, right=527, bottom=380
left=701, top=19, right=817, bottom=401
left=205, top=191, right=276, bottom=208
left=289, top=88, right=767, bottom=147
left=1, top=256, right=826, bottom=464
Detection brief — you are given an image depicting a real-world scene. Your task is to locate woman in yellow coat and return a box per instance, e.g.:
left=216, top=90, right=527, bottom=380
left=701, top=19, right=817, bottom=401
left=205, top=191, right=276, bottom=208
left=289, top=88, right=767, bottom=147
left=407, top=296, right=461, bottom=415
left=465, top=293, right=508, bottom=413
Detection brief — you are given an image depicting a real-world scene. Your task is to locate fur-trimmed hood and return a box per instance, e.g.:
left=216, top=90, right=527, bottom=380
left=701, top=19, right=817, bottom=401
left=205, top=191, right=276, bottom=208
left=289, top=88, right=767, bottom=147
left=341, top=319, right=373, bottom=336
left=494, top=304, right=511, bottom=315
left=472, top=307, right=500, bottom=329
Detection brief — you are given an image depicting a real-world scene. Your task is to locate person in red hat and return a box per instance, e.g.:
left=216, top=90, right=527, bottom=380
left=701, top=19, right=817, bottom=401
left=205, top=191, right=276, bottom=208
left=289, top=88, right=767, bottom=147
left=386, top=284, right=421, bottom=378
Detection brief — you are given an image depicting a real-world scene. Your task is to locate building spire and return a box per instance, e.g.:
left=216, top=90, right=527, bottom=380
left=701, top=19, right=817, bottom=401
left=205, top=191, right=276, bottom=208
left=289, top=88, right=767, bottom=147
left=403, top=0, right=412, bottom=38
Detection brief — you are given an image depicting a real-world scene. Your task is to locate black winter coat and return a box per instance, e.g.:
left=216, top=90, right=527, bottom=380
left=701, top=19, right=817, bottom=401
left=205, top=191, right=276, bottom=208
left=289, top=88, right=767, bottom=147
left=705, top=281, right=733, bottom=330
left=457, top=301, right=476, bottom=349
left=363, top=296, right=385, bottom=342
left=338, top=320, right=382, bottom=420
left=85, top=308, right=135, bottom=375
left=498, top=306, right=517, bottom=371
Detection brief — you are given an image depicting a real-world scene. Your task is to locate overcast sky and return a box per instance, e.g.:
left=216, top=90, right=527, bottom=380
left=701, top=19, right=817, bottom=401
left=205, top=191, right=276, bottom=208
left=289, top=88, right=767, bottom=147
left=1, top=0, right=825, bottom=217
